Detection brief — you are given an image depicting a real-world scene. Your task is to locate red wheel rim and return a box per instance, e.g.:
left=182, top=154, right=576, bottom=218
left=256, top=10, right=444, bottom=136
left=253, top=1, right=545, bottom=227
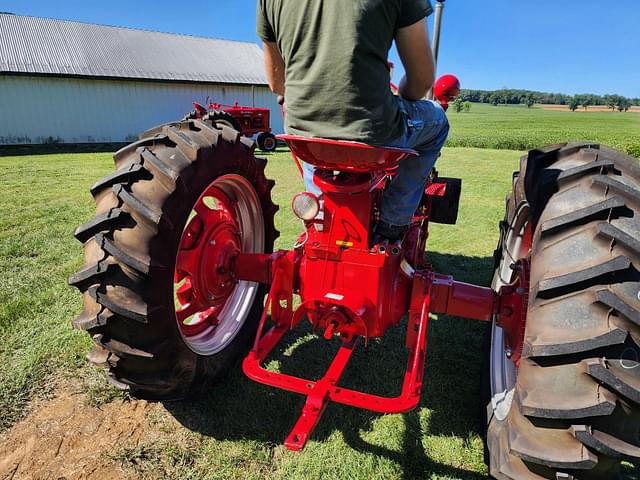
left=173, top=175, right=265, bottom=355
left=489, top=205, right=532, bottom=420
left=175, top=186, right=240, bottom=336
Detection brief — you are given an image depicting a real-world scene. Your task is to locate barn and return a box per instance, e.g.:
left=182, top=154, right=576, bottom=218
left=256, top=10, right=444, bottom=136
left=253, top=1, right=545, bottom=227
left=0, top=13, right=282, bottom=146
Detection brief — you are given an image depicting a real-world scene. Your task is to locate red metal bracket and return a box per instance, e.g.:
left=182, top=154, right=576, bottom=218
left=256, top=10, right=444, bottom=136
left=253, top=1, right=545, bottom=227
left=496, top=259, right=530, bottom=365
left=242, top=270, right=433, bottom=451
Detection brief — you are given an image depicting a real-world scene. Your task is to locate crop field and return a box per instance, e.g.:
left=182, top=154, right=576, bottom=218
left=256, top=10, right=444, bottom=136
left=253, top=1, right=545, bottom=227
left=446, top=103, right=640, bottom=157
left=1, top=105, right=639, bottom=479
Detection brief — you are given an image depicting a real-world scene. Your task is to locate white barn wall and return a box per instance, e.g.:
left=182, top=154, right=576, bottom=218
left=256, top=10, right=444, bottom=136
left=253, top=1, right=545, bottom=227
left=0, top=75, right=283, bottom=144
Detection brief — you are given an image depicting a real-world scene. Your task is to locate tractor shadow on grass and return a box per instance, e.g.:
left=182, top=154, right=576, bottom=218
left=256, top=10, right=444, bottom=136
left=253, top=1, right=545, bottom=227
left=165, top=252, right=493, bottom=480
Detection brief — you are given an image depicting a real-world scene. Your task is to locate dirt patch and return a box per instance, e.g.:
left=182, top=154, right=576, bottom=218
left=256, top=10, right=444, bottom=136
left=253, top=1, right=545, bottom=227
left=0, top=381, right=156, bottom=480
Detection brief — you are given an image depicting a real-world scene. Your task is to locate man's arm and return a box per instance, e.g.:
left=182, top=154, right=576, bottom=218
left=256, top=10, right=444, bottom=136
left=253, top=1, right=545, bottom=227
left=396, top=18, right=435, bottom=101
left=263, top=41, right=285, bottom=96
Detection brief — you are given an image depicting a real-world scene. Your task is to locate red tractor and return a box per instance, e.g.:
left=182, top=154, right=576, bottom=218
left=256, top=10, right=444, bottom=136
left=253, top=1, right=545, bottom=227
left=70, top=3, right=640, bottom=478
left=192, top=100, right=278, bottom=152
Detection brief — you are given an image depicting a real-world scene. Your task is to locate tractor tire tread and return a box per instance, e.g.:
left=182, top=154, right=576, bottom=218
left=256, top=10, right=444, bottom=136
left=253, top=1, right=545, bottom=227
left=487, top=142, right=640, bottom=479
left=540, top=196, right=626, bottom=236
left=139, top=147, right=180, bottom=182
left=90, top=287, right=147, bottom=324
left=93, top=334, right=155, bottom=360
left=96, top=232, right=152, bottom=275
left=596, top=288, right=640, bottom=327
left=593, top=175, right=640, bottom=205
left=515, top=359, right=617, bottom=419
left=113, top=184, right=164, bottom=227
left=556, top=160, right=616, bottom=185
left=572, top=425, right=640, bottom=462
left=536, top=255, right=632, bottom=299
left=74, top=207, right=130, bottom=243
left=585, top=358, right=640, bottom=405
left=90, top=162, right=146, bottom=197
left=71, top=118, right=279, bottom=399
left=523, top=328, right=628, bottom=358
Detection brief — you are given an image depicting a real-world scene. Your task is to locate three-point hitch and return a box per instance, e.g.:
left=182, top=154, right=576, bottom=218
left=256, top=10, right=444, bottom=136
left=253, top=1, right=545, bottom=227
left=236, top=136, right=524, bottom=450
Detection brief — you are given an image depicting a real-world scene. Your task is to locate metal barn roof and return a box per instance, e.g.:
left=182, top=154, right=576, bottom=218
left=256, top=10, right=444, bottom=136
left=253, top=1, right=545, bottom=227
left=0, top=13, right=267, bottom=85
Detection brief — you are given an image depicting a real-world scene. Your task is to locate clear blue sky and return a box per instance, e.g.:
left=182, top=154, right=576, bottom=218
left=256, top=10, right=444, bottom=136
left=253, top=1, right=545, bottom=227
left=2, top=0, right=638, bottom=97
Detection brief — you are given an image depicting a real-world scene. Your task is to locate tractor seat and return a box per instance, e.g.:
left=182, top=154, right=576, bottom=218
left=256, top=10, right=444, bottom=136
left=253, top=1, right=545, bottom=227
left=277, top=135, right=417, bottom=173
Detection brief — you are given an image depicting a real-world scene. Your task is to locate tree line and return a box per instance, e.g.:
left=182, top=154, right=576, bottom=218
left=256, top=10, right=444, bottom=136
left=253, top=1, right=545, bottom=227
left=458, top=89, right=639, bottom=111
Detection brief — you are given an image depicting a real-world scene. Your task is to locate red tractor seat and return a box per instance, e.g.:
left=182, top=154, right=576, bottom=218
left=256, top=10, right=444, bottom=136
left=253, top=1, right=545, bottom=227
left=277, top=135, right=417, bottom=173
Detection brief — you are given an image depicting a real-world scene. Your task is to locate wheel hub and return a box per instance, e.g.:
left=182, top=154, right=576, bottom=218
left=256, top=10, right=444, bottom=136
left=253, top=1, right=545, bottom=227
left=174, top=186, right=241, bottom=337
left=497, top=259, right=530, bottom=366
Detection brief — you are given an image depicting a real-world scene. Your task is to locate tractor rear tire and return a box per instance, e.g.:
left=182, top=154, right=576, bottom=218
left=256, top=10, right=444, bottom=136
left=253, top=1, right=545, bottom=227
left=208, top=111, right=242, bottom=134
left=257, top=132, right=277, bottom=152
left=69, top=118, right=278, bottom=399
left=487, top=143, right=640, bottom=479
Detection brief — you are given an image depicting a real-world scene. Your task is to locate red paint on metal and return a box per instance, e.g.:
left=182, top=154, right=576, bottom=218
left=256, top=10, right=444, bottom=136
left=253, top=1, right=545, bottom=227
left=213, top=102, right=272, bottom=137
left=424, top=182, right=448, bottom=197
left=232, top=137, right=501, bottom=450
left=242, top=269, right=433, bottom=451
left=296, top=166, right=412, bottom=340
left=278, top=134, right=417, bottom=173
left=497, top=259, right=530, bottom=366
left=193, top=102, right=208, bottom=118
left=174, top=184, right=241, bottom=337
left=234, top=252, right=273, bottom=284
left=429, top=274, right=496, bottom=321
left=495, top=222, right=532, bottom=366
left=193, top=100, right=273, bottom=137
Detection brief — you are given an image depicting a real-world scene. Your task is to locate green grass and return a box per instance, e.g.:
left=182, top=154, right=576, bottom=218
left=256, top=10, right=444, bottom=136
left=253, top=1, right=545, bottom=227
left=1, top=104, right=638, bottom=477
left=447, top=103, right=640, bottom=157
left=0, top=147, right=521, bottom=479
left=0, top=153, right=113, bottom=429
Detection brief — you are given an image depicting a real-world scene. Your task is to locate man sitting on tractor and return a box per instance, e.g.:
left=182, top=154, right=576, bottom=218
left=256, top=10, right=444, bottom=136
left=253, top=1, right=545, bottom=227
left=257, top=0, right=450, bottom=242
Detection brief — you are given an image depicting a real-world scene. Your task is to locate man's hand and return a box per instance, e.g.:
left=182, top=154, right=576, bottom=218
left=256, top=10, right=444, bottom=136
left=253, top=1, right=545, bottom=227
left=263, top=41, right=285, bottom=96
left=396, top=19, right=435, bottom=101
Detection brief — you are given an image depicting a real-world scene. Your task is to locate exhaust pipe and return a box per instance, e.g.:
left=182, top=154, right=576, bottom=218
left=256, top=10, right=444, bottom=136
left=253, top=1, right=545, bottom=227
left=431, top=0, right=446, bottom=69
left=428, top=1, right=446, bottom=100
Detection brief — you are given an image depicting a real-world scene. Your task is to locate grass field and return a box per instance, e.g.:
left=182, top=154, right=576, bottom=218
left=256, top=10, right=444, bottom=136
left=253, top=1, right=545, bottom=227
left=446, top=103, right=640, bottom=157
left=0, top=146, right=526, bottom=479
left=2, top=104, right=639, bottom=478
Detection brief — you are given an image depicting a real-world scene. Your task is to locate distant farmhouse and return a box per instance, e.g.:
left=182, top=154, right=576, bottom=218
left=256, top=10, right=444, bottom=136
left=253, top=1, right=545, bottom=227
left=0, top=13, right=282, bottom=146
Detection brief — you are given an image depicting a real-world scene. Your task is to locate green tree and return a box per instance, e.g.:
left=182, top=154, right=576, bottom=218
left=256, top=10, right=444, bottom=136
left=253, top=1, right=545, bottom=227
left=523, top=94, right=535, bottom=108
left=451, top=98, right=464, bottom=113
left=463, top=101, right=471, bottom=112
left=617, top=97, right=630, bottom=112
left=569, top=97, right=579, bottom=111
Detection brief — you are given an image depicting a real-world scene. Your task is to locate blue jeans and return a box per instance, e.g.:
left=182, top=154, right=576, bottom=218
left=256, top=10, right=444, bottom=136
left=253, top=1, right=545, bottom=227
left=302, top=97, right=449, bottom=226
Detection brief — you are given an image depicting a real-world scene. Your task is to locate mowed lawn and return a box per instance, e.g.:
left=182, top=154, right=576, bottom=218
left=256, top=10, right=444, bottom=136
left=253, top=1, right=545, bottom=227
left=0, top=144, right=523, bottom=479
left=447, top=103, right=640, bottom=157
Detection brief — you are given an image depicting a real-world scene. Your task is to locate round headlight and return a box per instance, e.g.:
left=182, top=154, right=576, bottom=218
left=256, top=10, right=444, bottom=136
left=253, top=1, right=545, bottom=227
left=291, top=192, right=320, bottom=221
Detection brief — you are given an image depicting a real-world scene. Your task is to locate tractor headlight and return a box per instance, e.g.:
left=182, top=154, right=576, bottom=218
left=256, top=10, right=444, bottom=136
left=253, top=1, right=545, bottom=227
left=291, top=192, right=320, bottom=221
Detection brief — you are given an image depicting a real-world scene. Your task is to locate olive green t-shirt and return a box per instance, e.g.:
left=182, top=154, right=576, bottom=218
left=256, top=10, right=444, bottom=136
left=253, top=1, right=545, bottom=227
left=256, top=0, right=432, bottom=145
